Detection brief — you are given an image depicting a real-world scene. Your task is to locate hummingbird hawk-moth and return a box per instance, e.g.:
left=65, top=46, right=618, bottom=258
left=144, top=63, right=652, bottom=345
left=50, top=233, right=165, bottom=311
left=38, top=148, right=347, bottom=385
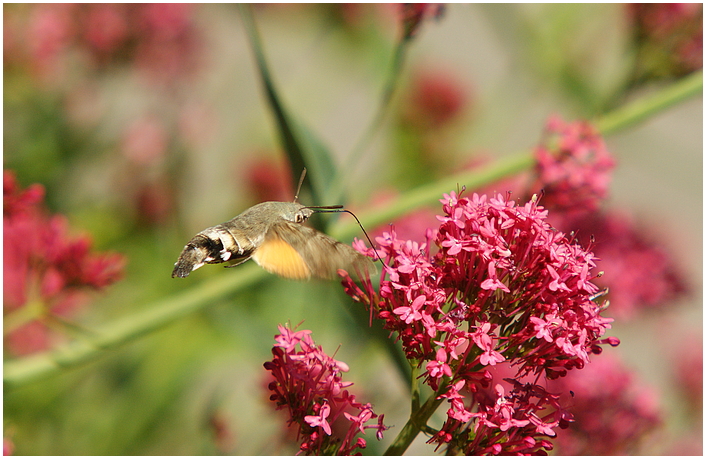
left=171, top=200, right=375, bottom=280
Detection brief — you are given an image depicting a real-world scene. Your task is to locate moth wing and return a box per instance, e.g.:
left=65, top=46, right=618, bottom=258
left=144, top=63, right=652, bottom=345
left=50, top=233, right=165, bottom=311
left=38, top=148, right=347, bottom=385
left=257, top=221, right=375, bottom=280
left=251, top=223, right=312, bottom=280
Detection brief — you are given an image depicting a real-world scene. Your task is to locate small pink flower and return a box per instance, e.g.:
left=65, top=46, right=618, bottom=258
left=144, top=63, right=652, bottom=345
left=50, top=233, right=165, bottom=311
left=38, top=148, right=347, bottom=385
left=479, top=261, right=510, bottom=293
left=393, top=294, right=426, bottom=324
left=304, top=403, right=332, bottom=436
left=427, top=348, right=453, bottom=379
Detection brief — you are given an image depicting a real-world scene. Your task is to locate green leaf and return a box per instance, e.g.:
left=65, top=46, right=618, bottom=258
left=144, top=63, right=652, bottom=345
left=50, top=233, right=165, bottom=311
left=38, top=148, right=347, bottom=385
left=238, top=4, right=337, bottom=207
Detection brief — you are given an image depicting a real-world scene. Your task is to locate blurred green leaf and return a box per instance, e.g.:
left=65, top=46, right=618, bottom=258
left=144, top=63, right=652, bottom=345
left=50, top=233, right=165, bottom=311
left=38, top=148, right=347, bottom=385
left=239, top=4, right=337, bottom=208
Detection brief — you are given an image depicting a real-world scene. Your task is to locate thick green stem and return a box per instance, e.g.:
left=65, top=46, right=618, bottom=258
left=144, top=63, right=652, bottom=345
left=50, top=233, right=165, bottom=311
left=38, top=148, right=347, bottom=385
left=596, top=70, right=702, bottom=135
left=330, top=152, right=534, bottom=242
left=3, top=265, right=264, bottom=390
left=384, top=383, right=447, bottom=456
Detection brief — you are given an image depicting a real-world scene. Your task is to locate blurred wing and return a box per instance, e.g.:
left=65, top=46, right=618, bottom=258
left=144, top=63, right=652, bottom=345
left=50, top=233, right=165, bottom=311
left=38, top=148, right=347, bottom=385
left=258, top=221, right=375, bottom=280
left=251, top=229, right=312, bottom=280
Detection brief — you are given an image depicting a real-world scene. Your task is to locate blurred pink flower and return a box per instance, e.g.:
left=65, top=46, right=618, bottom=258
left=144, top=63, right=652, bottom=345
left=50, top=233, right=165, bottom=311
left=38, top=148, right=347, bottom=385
left=26, top=3, right=77, bottom=80
left=3, top=437, right=13, bottom=456
left=627, top=4, right=703, bottom=79
left=3, top=170, right=125, bottom=355
left=550, top=211, right=689, bottom=319
left=135, top=180, right=175, bottom=227
left=243, top=157, right=294, bottom=204
left=532, top=115, right=616, bottom=216
left=403, top=70, right=468, bottom=130
left=83, top=4, right=129, bottom=60
left=121, top=115, right=168, bottom=166
left=548, top=355, right=662, bottom=455
left=8, top=4, right=202, bottom=85
left=133, top=3, right=201, bottom=85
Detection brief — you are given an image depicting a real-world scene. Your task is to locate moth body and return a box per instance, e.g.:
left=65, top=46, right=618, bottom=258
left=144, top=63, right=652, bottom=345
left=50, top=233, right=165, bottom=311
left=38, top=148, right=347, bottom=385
left=172, top=201, right=372, bottom=280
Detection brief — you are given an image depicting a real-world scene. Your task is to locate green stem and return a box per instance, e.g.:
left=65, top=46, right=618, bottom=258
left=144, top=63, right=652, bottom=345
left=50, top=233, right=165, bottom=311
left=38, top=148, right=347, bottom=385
left=3, top=265, right=264, bottom=390
left=384, top=382, right=447, bottom=456
left=3, top=299, right=44, bottom=333
left=596, top=70, right=702, bottom=135
left=330, top=152, right=534, bottom=242
left=329, top=36, right=410, bottom=204
left=410, top=363, right=421, bottom=412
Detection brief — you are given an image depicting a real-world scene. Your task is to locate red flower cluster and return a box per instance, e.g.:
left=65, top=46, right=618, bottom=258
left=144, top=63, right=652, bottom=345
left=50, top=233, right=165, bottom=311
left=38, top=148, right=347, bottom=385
left=551, top=211, right=689, bottom=319
left=264, top=325, right=387, bottom=455
left=532, top=115, right=616, bottom=216
left=548, top=355, right=662, bottom=455
left=5, top=3, right=201, bottom=84
left=344, top=190, right=618, bottom=454
left=403, top=71, right=467, bottom=130
left=627, top=3, right=703, bottom=79
left=4, top=171, right=125, bottom=355
left=524, top=116, right=688, bottom=318
left=400, top=4, right=445, bottom=40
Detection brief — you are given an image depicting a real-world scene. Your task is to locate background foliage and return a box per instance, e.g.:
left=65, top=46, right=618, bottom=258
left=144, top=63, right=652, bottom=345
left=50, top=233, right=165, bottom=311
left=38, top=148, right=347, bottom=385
left=4, top=4, right=702, bottom=455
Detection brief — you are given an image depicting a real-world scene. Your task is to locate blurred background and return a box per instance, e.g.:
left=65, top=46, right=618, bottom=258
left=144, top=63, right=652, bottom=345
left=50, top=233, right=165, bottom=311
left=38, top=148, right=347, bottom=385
left=3, top=4, right=702, bottom=455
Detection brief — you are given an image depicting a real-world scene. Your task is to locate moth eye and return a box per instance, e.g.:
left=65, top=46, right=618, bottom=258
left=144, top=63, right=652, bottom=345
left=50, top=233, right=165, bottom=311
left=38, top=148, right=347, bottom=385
left=295, top=214, right=306, bottom=223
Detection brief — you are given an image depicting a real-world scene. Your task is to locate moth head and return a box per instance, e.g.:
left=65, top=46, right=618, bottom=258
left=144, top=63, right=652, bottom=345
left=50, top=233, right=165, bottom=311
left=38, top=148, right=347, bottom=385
left=292, top=207, right=314, bottom=223
left=274, top=202, right=315, bottom=224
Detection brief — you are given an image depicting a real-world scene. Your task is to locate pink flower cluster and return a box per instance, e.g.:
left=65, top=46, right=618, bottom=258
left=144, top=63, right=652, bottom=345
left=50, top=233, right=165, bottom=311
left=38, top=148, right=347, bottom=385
left=548, top=355, right=662, bottom=455
left=516, top=115, right=687, bottom=318
left=5, top=4, right=201, bottom=85
left=4, top=171, right=125, bottom=355
left=264, top=325, right=387, bottom=455
left=434, top=376, right=572, bottom=454
left=550, top=211, right=689, bottom=319
left=627, top=3, right=703, bottom=78
left=532, top=115, right=616, bottom=216
left=344, top=190, right=618, bottom=454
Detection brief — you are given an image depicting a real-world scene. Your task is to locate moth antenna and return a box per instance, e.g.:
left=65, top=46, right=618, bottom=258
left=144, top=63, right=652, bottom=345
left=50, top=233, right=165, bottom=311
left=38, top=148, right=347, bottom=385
left=293, top=168, right=307, bottom=203
left=589, top=287, right=609, bottom=302
left=309, top=207, right=389, bottom=272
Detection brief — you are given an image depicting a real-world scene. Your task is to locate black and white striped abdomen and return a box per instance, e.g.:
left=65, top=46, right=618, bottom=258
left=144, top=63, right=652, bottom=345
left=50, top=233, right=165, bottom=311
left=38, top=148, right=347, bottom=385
left=171, top=223, right=260, bottom=278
